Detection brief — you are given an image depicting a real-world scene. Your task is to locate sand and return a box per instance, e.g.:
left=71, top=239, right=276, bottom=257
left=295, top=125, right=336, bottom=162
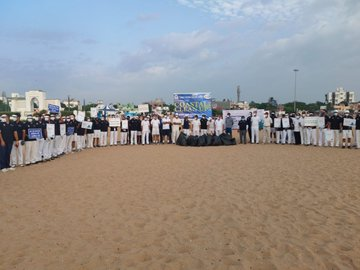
left=1, top=144, right=360, bottom=270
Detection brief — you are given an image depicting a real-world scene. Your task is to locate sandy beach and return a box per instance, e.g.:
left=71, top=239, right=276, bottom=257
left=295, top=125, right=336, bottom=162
left=1, top=144, right=359, bottom=270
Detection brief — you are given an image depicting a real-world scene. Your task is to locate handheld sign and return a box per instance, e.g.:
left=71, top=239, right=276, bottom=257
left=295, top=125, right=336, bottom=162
left=28, top=128, right=43, bottom=140
left=76, top=111, right=85, bottom=122
left=109, top=118, right=121, bottom=127
left=343, top=118, right=356, bottom=127
left=304, top=117, right=318, bottom=127
left=90, top=108, right=98, bottom=118
left=66, top=126, right=75, bottom=136
left=317, top=117, right=325, bottom=128
left=60, top=124, right=66, bottom=136
left=274, top=118, right=281, bottom=128
left=46, top=124, right=55, bottom=139
left=325, top=129, right=333, bottom=142
left=282, top=118, right=290, bottom=128
left=48, top=104, right=60, bottom=114
left=81, top=121, right=93, bottom=130
left=138, top=104, right=149, bottom=113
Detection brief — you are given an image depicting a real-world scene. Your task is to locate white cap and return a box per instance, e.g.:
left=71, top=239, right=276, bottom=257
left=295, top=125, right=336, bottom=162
left=345, top=110, right=350, bottom=113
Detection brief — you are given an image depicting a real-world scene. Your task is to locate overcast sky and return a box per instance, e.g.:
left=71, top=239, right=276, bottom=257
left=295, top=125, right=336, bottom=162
left=0, top=0, right=359, bottom=104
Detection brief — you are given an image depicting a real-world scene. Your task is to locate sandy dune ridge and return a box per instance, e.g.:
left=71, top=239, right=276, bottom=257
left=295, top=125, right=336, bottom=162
left=1, top=144, right=360, bottom=269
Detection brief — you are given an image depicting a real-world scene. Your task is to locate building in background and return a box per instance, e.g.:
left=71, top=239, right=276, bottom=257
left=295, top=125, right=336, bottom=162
left=325, top=87, right=355, bottom=105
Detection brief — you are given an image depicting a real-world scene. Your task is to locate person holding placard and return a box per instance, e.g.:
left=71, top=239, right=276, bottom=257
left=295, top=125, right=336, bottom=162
left=356, top=113, right=360, bottom=149
left=329, top=110, right=342, bottom=147
left=293, top=114, right=302, bottom=145
left=86, top=118, right=95, bottom=148
left=274, top=115, right=282, bottom=144
left=120, top=115, right=129, bottom=145
left=65, top=116, right=76, bottom=153
left=24, top=115, right=38, bottom=165
left=43, top=115, right=55, bottom=160
left=342, top=110, right=353, bottom=149
left=76, top=121, right=86, bottom=151
left=10, top=114, right=25, bottom=167
left=109, top=117, right=118, bottom=146
left=281, top=114, right=291, bottom=144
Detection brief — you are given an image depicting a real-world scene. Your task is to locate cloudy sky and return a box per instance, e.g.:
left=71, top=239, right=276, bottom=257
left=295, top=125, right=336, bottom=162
left=0, top=0, right=359, bottom=104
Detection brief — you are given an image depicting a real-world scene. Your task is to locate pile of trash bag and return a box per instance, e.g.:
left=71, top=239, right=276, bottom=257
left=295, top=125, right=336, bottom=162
left=176, top=133, right=236, bottom=147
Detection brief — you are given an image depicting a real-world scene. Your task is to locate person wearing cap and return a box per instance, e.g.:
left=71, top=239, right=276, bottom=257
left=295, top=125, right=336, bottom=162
left=355, top=112, right=360, bottom=149
left=10, top=114, right=25, bottom=167
left=172, top=114, right=182, bottom=143
left=191, top=115, right=201, bottom=136
left=238, top=116, right=247, bottom=144
left=150, top=115, right=160, bottom=144
left=141, top=116, right=151, bottom=145
left=329, top=110, right=342, bottom=147
left=0, top=114, right=19, bottom=172
left=225, top=113, right=234, bottom=137
left=24, top=115, right=38, bottom=165
left=215, top=115, right=224, bottom=136
left=120, top=115, right=129, bottom=145
left=251, top=111, right=260, bottom=144
left=262, top=112, right=272, bottom=144
left=200, top=115, right=208, bottom=136
left=207, top=117, right=215, bottom=135
left=341, top=110, right=353, bottom=149
left=182, top=116, right=190, bottom=136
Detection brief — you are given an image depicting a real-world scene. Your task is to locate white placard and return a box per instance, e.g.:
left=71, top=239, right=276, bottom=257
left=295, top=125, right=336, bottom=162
left=274, top=118, right=281, bottom=128
left=343, top=118, right=356, bottom=127
left=109, top=118, right=121, bottom=127
left=46, top=124, right=55, bottom=139
left=121, top=120, right=128, bottom=129
left=76, top=111, right=85, bottom=122
left=304, top=117, right=318, bottom=127
left=138, top=104, right=149, bottom=113
left=90, top=108, right=98, bottom=118
left=81, top=121, right=93, bottom=130
left=282, top=118, right=290, bottom=128
left=317, top=117, right=325, bottom=128
left=60, top=124, right=66, bottom=136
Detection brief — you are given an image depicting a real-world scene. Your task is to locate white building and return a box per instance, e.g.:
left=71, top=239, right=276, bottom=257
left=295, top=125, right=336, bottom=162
left=325, top=87, right=355, bottom=105
left=9, top=90, right=61, bottom=118
left=62, top=98, right=80, bottom=108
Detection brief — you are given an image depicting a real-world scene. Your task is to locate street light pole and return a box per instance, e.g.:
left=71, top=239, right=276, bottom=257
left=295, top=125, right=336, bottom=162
left=293, top=69, right=299, bottom=112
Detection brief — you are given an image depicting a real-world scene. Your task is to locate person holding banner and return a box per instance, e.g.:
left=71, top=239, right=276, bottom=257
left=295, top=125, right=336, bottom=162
left=329, top=110, right=342, bottom=147
left=109, top=117, right=119, bottom=146
left=141, top=116, right=151, bottom=145
left=66, top=116, right=76, bottom=153
left=342, top=110, right=353, bottom=149
left=24, top=115, right=38, bottom=165
left=262, top=112, right=272, bottom=144
left=171, top=113, right=182, bottom=143
left=0, top=114, right=19, bottom=172
left=251, top=111, right=260, bottom=144
left=10, top=114, right=25, bottom=167
left=120, top=115, right=129, bottom=145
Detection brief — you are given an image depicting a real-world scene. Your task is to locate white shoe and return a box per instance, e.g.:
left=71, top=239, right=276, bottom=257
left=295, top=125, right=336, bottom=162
left=9, top=167, right=16, bottom=171
left=2, top=168, right=9, bottom=172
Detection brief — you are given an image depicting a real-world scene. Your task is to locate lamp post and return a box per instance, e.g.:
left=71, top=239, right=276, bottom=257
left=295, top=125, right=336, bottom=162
left=293, top=69, right=299, bottom=112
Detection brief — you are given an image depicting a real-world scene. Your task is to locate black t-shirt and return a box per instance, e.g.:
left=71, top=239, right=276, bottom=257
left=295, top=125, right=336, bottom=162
left=0, top=122, right=15, bottom=144
left=200, top=118, right=208, bottom=129
left=77, top=123, right=86, bottom=136
left=329, top=116, right=342, bottom=130
left=24, top=122, right=37, bottom=141
left=13, top=121, right=25, bottom=140
left=54, top=120, right=61, bottom=135
left=356, top=116, right=360, bottom=130
left=100, top=120, right=109, bottom=132
left=238, top=120, right=247, bottom=130
left=183, top=119, right=190, bottom=129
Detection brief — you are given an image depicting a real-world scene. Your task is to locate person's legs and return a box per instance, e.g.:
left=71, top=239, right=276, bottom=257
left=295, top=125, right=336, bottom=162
left=10, top=142, right=18, bottom=167
left=356, top=130, right=360, bottom=149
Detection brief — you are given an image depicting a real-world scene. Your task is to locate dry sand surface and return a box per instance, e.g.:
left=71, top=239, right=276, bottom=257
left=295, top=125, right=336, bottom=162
left=1, top=144, right=360, bottom=270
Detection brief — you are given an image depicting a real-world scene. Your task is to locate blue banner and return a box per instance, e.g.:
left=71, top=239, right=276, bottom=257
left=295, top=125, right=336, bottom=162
left=173, top=92, right=212, bottom=119
left=48, top=104, right=60, bottom=114
left=66, top=126, right=75, bottom=135
left=28, top=128, right=43, bottom=139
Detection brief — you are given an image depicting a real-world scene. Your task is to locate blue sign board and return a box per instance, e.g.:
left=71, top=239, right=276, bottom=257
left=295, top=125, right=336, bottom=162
left=66, top=126, right=75, bottom=136
left=173, top=92, right=212, bottom=119
left=28, top=128, right=43, bottom=140
left=48, top=104, right=60, bottom=114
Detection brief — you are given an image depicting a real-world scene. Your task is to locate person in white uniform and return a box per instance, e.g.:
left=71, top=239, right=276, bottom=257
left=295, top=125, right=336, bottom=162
left=171, top=114, right=182, bottom=143
left=141, top=116, right=150, bottom=145
left=251, top=111, right=260, bottom=144
left=262, top=112, right=272, bottom=144
left=215, top=116, right=224, bottom=136
left=151, top=115, right=160, bottom=144
left=120, top=115, right=129, bottom=145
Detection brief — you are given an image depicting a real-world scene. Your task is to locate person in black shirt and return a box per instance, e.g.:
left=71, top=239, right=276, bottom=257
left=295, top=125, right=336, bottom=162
left=86, top=118, right=94, bottom=148
left=76, top=120, right=86, bottom=151
left=356, top=112, right=360, bottom=149
left=238, top=116, right=247, bottom=144
left=10, top=114, right=25, bottom=167
left=200, top=115, right=208, bottom=135
left=246, top=112, right=252, bottom=143
left=270, top=112, right=276, bottom=143
left=0, top=114, right=19, bottom=172
left=99, top=117, right=109, bottom=147
left=329, top=110, right=342, bottom=147
left=342, top=110, right=353, bottom=149
left=182, top=116, right=190, bottom=136
left=24, top=115, right=38, bottom=165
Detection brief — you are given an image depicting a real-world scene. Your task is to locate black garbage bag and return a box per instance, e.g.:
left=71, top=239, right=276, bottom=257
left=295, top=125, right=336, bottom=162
left=206, top=134, right=213, bottom=146
left=198, top=135, right=207, bottom=146
left=176, top=133, right=188, bottom=146
left=212, top=135, right=223, bottom=146
left=186, top=135, right=199, bottom=146
left=219, top=133, right=236, bottom=145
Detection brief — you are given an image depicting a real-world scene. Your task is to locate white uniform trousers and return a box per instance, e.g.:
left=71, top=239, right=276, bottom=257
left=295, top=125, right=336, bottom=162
left=100, top=131, right=107, bottom=146
left=172, top=128, right=181, bottom=143
left=110, top=130, right=118, bottom=145
left=10, top=141, right=24, bottom=167
left=25, top=140, right=38, bottom=165
left=66, top=135, right=74, bottom=153
left=318, top=128, right=324, bottom=146
left=331, top=130, right=340, bottom=147
left=192, top=129, right=200, bottom=136
left=215, top=129, right=222, bottom=136
left=130, top=130, right=137, bottom=145
left=121, top=132, right=128, bottom=145
left=183, top=129, right=190, bottom=136
left=356, top=130, right=360, bottom=149
left=53, top=135, right=61, bottom=156
left=37, top=138, right=44, bottom=161
left=311, top=128, right=317, bottom=146
left=281, top=130, right=291, bottom=144
left=251, top=127, right=259, bottom=143
left=263, top=127, right=271, bottom=144
left=86, top=133, right=94, bottom=148
left=43, top=139, right=53, bottom=160
left=305, top=128, right=312, bottom=145
left=142, top=131, right=150, bottom=145
left=300, top=127, right=304, bottom=144
left=200, top=129, right=207, bottom=136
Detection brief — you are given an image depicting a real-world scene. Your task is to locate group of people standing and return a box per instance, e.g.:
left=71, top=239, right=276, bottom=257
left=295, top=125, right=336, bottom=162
left=1, top=109, right=360, bottom=172
left=237, top=110, right=360, bottom=149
